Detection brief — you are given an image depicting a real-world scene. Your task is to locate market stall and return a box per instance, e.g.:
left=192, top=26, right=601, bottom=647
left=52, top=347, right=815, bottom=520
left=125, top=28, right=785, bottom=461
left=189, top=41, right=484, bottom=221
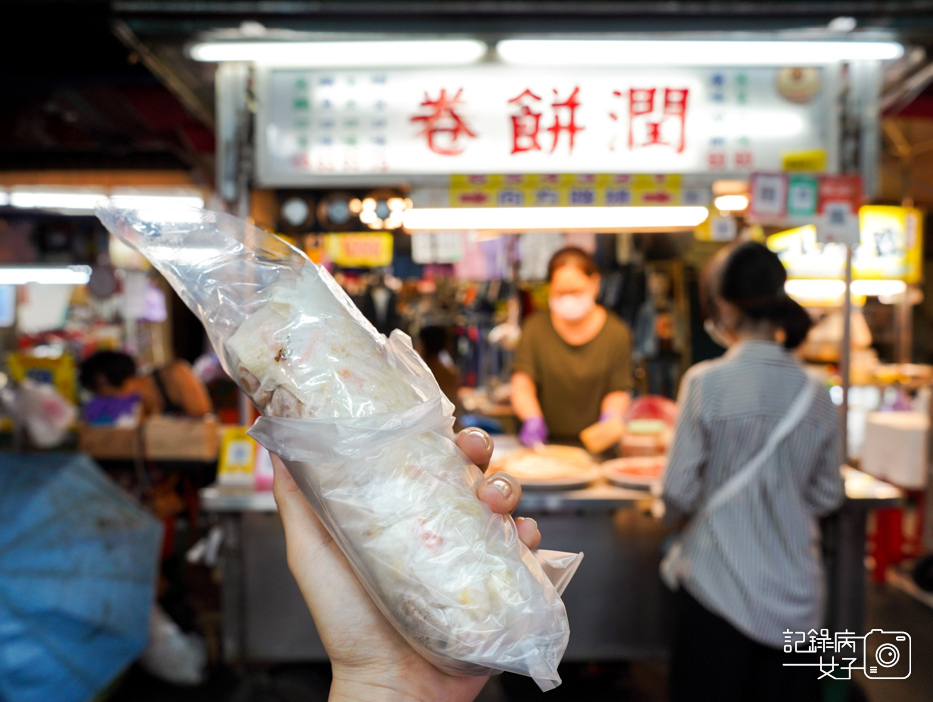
left=177, top=35, right=907, bottom=671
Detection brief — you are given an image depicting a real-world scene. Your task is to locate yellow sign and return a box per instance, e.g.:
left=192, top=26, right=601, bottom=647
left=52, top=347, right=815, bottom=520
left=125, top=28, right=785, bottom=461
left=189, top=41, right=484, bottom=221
left=450, top=174, right=505, bottom=189
left=767, top=206, right=923, bottom=283
left=451, top=187, right=498, bottom=207
left=449, top=173, right=700, bottom=209
left=859, top=206, right=923, bottom=283
left=8, top=352, right=76, bottom=402
left=324, top=233, right=394, bottom=267
left=217, top=426, right=258, bottom=485
left=781, top=149, right=827, bottom=172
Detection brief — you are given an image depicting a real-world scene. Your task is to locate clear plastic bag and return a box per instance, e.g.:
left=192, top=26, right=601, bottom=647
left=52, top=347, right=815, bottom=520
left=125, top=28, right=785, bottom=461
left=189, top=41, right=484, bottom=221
left=15, top=379, right=77, bottom=448
left=96, top=205, right=582, bottom=690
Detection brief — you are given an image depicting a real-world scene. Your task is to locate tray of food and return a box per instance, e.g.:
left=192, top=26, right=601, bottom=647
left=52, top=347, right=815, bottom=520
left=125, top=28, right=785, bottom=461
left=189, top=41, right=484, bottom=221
left=620, top=397, right=677, bottom=457
left=602, top=456, right=666, bottom=489
left=490, top=445, right=602, bottom=490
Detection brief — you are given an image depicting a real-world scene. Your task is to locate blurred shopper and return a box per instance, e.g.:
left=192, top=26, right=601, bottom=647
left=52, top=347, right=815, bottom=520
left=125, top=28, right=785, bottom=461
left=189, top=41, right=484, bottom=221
left=511, top=247, right=632, bottom=446
left=661, top=242, right=844, bottom=702
left=79, top=350, right=212, bottom=420
left=417, top=325, right=462, bottom=416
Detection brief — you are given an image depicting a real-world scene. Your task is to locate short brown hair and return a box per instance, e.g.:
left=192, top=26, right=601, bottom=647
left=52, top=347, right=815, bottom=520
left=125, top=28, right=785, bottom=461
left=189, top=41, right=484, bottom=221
left=547, top=246, right=599, bottom=282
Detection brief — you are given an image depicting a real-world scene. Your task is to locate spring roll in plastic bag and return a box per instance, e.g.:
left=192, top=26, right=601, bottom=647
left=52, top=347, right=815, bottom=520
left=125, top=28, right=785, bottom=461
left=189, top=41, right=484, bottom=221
left=96, top=205, right=582, bottom=690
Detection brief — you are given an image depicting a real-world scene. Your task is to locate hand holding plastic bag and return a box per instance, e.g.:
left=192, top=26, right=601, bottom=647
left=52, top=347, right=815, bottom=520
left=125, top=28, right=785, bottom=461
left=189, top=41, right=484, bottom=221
left=96, top=205, right=582, bottom=690
left=273, top=430, right=543, bottom=701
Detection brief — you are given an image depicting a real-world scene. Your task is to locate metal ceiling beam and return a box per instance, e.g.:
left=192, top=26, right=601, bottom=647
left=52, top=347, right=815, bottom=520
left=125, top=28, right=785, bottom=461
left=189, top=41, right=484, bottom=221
left=111, top=19, right=215, bottom=127
left=881, top=59, right=933, bottom=113
left=113, top=1, right=933, bottom=41
left=112, top=1, right=933, bottom=15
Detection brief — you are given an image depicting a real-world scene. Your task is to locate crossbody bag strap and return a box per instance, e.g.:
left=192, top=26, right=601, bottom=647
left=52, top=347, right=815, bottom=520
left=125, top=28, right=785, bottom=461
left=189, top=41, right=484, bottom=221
left=700, top=378, right=817, bottom=519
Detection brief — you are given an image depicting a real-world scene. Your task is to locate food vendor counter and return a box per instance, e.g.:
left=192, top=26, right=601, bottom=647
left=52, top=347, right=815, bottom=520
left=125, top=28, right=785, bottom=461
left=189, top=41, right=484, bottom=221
left=77, top=416, right=220, bottom=462
left=200, top=448, right=901, bottom=667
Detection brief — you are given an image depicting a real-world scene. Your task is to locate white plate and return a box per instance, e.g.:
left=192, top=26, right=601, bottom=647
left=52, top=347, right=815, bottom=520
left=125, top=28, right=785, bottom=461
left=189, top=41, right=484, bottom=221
left=602, top=457, right=666, bottom=490
left=497, top=466, right=604, bottom=490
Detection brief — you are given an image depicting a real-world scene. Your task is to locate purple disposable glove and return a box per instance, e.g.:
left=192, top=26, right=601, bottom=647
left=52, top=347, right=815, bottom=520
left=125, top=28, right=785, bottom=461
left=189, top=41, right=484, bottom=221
left=519, top=416, right=549, bottom=446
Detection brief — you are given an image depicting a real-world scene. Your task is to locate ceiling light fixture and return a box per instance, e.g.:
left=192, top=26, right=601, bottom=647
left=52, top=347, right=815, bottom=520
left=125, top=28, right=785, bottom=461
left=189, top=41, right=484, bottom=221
left=189, top=39, right=488, bottom=66
left=852, top=280, right=908, bottom=297
left=402, top=206, right=709, bottom=231
left=10, top=191, right=108, bottom=211
left=785, top=279, right=908, bottom=301
left=0, top=265, right=93, bottom=286
left=496, top=40, right=904, bottom=66
left=4, top=189, right=204, bottom=213
left=714, top=195, right=750, bottom=212
left=109, top=194, right=205, bottom=210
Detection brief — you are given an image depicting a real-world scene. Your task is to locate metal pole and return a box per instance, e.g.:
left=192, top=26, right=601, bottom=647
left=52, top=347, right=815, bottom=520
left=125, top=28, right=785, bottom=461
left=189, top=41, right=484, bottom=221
left=841, top=245, right=852, bottom=462
left=897, top=287, right=912, bottom=364
left=216, top=62, right=256, bottom=427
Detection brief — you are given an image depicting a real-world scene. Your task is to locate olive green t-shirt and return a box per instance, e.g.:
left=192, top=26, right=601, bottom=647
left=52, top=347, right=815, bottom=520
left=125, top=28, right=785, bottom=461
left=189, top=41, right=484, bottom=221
left=513, top=311, right=633, bottom=442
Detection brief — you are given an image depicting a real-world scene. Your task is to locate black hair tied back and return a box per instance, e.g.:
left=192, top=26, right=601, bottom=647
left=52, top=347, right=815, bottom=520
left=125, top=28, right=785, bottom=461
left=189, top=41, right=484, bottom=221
left=719, top=242, right=812, bottom=350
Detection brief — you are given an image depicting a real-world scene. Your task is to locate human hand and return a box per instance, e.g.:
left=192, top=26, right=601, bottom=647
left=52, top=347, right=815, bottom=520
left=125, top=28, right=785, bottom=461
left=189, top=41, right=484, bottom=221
left=271, top=428, right=540, bottom=702
left=519, top=416, right=549, bottom=447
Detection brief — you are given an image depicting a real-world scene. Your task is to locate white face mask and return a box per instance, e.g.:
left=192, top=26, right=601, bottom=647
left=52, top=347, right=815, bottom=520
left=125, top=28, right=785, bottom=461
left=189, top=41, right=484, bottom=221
left=703, top=318, right=732, bottom=348
left=550, top=293, right=595, bottom=322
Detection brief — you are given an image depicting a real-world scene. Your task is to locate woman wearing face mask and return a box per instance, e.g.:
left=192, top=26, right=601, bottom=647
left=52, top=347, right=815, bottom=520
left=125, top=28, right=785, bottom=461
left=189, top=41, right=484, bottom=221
left=511, top=247, right=633, bottom=446
left=662, top=242, right=844, bottom=702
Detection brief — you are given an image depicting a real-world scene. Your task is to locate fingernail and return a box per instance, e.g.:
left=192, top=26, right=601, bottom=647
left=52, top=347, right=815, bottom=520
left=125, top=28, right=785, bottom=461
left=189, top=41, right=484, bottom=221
left=488, top=476, right=512, bottom=499
left=467, top=428, right=492, bottom=452
left=520, top=517, right=538, bottom=532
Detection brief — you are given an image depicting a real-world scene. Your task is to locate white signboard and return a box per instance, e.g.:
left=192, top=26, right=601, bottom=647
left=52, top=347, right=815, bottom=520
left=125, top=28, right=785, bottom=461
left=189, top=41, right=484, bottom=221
left=256, top=65, right=838, bottom=185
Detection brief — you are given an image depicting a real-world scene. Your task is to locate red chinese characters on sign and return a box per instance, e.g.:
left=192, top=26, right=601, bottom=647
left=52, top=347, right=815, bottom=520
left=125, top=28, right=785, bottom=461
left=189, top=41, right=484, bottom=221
left=623, top=87, right=689, bottom=153
left=508, top=87, right=585, bottom=155
left=410, top=88, right=478, bottom=156
left=508, top=89, right=543, bottom=154
left=548, top=87, right=585, bottom=154
left=411, top=83, right=697, bottom=160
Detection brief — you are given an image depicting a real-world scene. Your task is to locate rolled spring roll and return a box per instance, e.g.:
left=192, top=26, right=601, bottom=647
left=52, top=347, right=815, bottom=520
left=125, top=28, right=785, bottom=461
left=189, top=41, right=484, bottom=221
left=96, top=205, right=578, bottom=690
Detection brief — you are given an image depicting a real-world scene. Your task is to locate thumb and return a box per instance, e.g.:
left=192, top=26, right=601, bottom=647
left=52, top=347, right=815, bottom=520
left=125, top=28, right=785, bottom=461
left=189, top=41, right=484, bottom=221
left=271, top=454, right=331, bottom=548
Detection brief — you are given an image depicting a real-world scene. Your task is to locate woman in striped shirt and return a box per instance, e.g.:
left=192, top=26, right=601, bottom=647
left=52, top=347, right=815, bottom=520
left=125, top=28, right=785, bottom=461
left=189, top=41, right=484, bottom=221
left=662, top=242, right=845, bottom=702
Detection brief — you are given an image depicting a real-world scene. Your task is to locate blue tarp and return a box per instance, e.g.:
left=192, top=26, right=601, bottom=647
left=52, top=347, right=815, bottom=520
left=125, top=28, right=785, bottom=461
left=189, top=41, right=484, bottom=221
left=0, top=452, right=162, bottom=702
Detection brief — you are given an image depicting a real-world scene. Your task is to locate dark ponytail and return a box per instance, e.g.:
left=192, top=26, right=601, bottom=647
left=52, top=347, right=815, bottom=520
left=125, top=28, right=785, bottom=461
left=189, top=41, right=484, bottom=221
left=719, top=242, right=812, bottom=350
left=775, top=297, right=812, bottom=350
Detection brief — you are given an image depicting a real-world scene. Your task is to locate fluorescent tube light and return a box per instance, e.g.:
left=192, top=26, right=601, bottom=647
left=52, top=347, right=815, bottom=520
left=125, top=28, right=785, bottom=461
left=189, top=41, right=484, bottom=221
left=0, top=265, right=92, bottom=285
left=0, top=191, right=8, bottom=206
left=785, top=280, right=846, bottom=300
left=402, top=206, right=709, bottom=231
left=851, top=280, right=907, bottom=297
left=497, top=40, right=904, bottom=66
left=10, top=191, right=108, bottom=211
left=785, top=279, right=908, bottom=302
left=5, top=190, right=205, bottom=214
left=109, top=194, right=205, bottom=210
left=189, top=39, right=488, bottom=66
left=714, top=195, right=749, bottom=212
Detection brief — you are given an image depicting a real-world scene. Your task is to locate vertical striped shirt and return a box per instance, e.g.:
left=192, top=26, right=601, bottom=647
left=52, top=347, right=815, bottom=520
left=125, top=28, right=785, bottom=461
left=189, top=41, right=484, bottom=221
left=662, top=341, right=845, bottom=648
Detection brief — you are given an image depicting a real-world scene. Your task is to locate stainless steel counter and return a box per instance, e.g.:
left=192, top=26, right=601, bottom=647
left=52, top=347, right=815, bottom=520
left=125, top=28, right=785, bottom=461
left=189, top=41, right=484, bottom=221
left=201, top=466, right=898, bottom=514
left=200, top=462, right=902, bottom=667
left=200, top=480, right=650, bottom=514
